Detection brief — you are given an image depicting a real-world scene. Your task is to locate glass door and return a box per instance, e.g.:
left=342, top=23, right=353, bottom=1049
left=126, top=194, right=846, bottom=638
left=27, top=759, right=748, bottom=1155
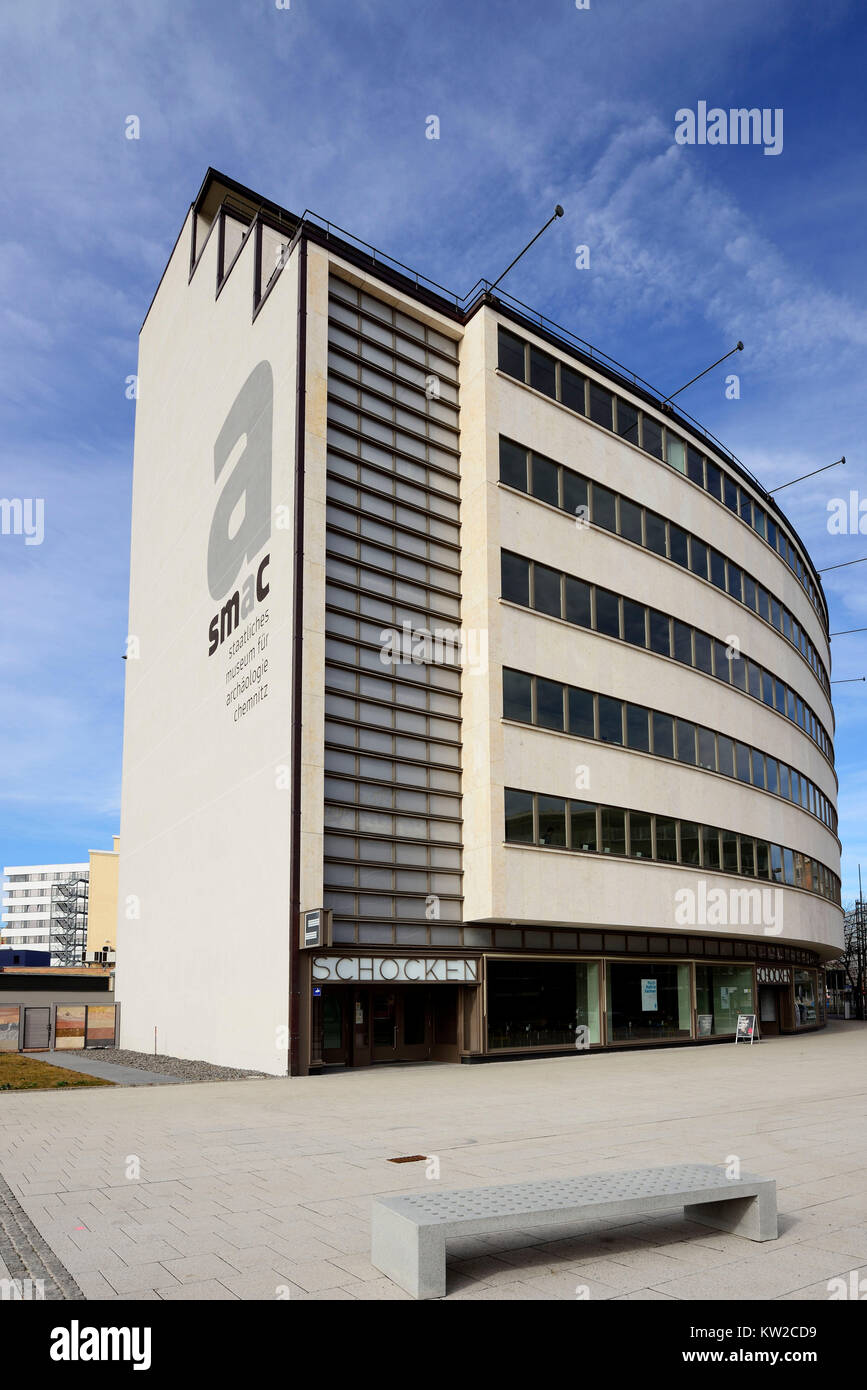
left=372, top=990, right=398, bottom=1061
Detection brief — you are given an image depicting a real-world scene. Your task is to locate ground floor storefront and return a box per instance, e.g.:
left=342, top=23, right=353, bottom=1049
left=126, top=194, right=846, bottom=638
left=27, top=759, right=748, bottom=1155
left=303, top=940, right=826, bottom=1071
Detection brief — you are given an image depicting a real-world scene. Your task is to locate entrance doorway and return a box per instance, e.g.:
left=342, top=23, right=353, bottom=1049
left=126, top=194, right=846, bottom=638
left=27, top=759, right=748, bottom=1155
left=317, top=986, right=460, bottom=1066
left=759, top=985, right=792, bottom=1036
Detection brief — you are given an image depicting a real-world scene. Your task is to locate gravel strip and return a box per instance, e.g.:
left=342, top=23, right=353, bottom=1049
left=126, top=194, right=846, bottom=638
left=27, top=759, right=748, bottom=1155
left=86, top=1049, right=272, bottom=1082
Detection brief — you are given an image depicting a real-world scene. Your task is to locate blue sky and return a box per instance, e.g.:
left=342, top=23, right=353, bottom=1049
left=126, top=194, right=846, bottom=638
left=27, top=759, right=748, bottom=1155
left=1, top=0, right=865, bottom=902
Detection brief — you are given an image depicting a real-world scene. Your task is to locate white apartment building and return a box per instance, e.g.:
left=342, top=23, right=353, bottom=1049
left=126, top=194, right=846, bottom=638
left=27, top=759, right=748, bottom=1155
left=2, top=864, right=90, bottom=964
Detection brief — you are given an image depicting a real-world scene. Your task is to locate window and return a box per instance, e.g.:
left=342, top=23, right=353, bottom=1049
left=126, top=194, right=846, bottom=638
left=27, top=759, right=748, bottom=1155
left=676, top=720, right=697, bottom=765
left=735, top=743, right=751, bottom=783
left=673, top=621, right=692, bottom=665
left=743, top=574, right=757, bottom=610
left=616, top=399, right=639, bottom=443
left=722, top=830, right=739, bottom=872
left=642, top=417, right=663, bottom=459
left=669, top=526, right=689, bottom=568
left=501, top=551, right=530, bottom=605
left=713, top=640, right=731, bottom=682
left=568, top=687, right=595, bottom=738
left=530, top=678, right=562, bottom=732
left=600, top=807, right=626, bottom=855
left=666, top=435, right=686, bottom=474
left=655, top=817, right=678, bottom=862
left=694, top=631, right=713, bottom=675
left=606, top=962, right=691, bottom=1042
left=740, top=838, right=755, bottom=876
left=687, top=448, right=705, bottom=487
left=598, top=696, right=624, bottom=745
left=727, top=564, right=743, bottom=603
left=690, top=538, right=708, bottom=580
left=629, top=812, right=652, bottom=858
left=724, top=476, right=738, bottom=512
left=652, top=712, right=674, bottom=758
left=498, top=328, right=525, bottom=380
left=705, top=462, right=723, bottom=500
left=619, top=497, right=643, bottom=544
left=702, top=826, right=721, bottom=870
left=487, top=960, right=600, bottom=1050
left=709, top=551, right=726, bottom=590
left=531, top=453, right=559, bottom=507
left=529, top=346, right=556, bottom=398
left=751, top=750, right=765, bottom=789
left=649, top=610, right=671, bottom=656
left=766, top=759, right=779, bottom=795
left=505, top=788, right=533, bottom=843
left=644, top=511, right=667, bottom=557
left=589, top=382, right=614, bottom=429
left=592, top=485, right=617, bottom=532
left=563, top=471, right=588, bottom=519
left=570, top=801, right=597, bottom=851
left=561, top=365, right=586, bottom=414
left=499, top=437, right=528, bottom=491
left=565, top=576, right=592, bottom=627
left=698, top=727, right=716, bottom=771
left=595, top=588, right=620, bottom=638
left=626, top=704, right=650, bottom=752
left=681, top=822, right=701, bottom=865
left=538, top=795, right=567, bottom=846
left=770, top=844, right=784, bottom=883
left=623, top=599, right=646, bottom=647
left=747, top=661, right=761, bottom=699
left=533, top=563, right=562, bottom=617
left=503, top=669, right=532, bottom=723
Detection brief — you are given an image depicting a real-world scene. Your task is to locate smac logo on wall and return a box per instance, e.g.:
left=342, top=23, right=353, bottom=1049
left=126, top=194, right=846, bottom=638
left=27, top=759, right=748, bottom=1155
left=206, top=361, right=276, bottom=726
left=207, top=360, right=273, bottom=655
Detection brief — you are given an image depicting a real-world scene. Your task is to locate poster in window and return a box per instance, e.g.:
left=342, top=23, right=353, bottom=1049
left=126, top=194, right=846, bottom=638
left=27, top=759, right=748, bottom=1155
left=641, top=978, right=658, bottom=1011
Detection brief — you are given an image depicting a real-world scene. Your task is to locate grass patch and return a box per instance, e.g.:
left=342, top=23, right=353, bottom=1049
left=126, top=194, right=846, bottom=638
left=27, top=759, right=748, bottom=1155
left=0, top=1053, right=114, bottom=1091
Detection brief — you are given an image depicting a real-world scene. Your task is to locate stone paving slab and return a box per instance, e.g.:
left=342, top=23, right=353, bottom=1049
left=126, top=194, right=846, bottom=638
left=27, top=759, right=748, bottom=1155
left=1, top=1022, right=866, bottom=1300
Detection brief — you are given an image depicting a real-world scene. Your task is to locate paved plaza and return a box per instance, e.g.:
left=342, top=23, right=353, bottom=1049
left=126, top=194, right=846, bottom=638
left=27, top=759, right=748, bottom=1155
left=2, top=1023, right=867, bottom=1301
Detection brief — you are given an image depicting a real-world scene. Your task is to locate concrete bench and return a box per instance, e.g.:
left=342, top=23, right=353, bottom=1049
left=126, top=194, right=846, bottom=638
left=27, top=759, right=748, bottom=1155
left=371, top=1162, right=777, bottom=1299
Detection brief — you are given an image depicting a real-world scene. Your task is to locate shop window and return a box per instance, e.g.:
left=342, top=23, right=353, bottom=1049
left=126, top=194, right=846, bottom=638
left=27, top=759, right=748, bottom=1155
left=487, top=960, right=600, bottom=1050
left=505, top=788, right=534, bottom=843
left=695, top=965, right=754, bottom=1035
left=503, top=668, right=532, bottom=723
left=499, top=437, right=528, bottom=491
left=570, top=801, right=598, bottom=852
left=606, top=962, right=691, bottom=1042
left=793, top=970, right=817, bottom=1027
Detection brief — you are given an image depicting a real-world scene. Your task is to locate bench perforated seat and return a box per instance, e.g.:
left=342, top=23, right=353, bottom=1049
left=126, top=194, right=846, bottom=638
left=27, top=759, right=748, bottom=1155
left=371, top=1162, right=777, bottom=1298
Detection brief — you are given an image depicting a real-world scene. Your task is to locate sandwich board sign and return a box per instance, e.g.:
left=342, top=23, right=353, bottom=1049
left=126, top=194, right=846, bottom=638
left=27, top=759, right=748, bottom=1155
left=735, top=1013, right=757, bottom=1045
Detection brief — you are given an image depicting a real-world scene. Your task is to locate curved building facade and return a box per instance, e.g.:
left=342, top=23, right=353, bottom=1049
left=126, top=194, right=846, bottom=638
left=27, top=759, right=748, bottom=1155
left=117, top=170, right=842, bottom=1074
